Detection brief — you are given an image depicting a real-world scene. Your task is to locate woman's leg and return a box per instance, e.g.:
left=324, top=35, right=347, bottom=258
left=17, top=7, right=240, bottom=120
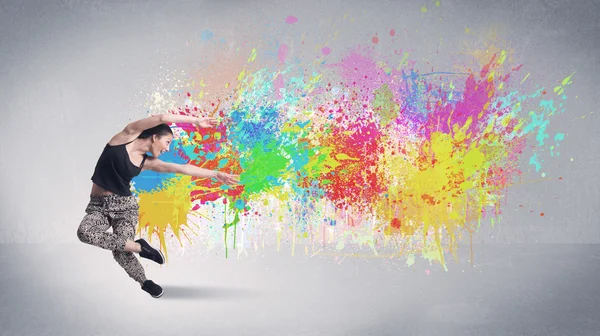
left=77, top=211, right=114, bottom=249
left=77, top=210, right=142, bottom=252
left=111, top=210, right=148, bottom=285
left=85, top=195, right=163, bottom=296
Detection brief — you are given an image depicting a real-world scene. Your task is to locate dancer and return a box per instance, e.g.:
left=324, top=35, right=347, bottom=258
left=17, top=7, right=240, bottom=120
left=77, top=114, right=239, bottom=298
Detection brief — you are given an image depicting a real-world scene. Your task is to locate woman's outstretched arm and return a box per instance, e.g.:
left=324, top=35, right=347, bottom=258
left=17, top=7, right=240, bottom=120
left=123, top=114, right=217, bottom=135
left=143, top=157, right=240, bottom=185
left=109, top=114, right=218, bottom=144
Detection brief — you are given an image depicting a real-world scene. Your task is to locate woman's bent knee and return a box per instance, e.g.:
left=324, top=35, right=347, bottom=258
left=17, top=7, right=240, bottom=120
left=77, top=228, right=90, bottom=244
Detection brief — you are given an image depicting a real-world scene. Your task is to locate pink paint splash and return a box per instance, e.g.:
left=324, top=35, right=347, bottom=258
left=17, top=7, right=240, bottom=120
left=423, top=54, right=513, bottom=146
left=278, top=44, right=289, bottom=64
left=330, top=48, right=403, bottom=102
left=273, top=73, right=284, bottom=100
left=285, top=15, right=298, bottom=24
left=322, top=47, right=331, bottom=55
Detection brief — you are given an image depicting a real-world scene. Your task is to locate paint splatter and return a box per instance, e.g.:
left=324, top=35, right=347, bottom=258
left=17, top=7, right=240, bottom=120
left=201, top=30, right=214, bottom=41
left=277, top=44, right=289, bottom=64
left=285, top=16, right=298, bottom=24
left=135, top=14, right=575, bottom=270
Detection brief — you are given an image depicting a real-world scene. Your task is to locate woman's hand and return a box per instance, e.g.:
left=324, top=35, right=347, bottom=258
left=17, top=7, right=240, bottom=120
left=195, top=117, right=218, bottom=128
left=215, top=171, right=240, bottom=185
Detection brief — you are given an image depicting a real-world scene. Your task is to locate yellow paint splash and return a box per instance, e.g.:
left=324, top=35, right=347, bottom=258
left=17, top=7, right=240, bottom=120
left=375, top=120, right=504, bottom=267
left=137, top=175, right=195, bottom=261
left=373, top=84, right=400, bottom=126
left=554, top=72, right=576, bottom=95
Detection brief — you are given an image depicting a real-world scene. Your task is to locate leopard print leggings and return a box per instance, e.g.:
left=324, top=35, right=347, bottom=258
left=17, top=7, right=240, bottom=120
left=77, top=194, right=147, bottom=285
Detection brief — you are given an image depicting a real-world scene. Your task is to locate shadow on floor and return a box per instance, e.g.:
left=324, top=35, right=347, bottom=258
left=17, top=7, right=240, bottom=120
left=159, top=285, right=262, bottom=300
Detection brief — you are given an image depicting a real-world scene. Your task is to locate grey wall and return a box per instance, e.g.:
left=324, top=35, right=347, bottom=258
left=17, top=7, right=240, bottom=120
left=0, top=0, right=599, bottom=244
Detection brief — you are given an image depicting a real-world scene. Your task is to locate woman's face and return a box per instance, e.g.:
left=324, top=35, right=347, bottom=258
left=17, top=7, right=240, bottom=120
left=151, top=134, right=173, bottom=157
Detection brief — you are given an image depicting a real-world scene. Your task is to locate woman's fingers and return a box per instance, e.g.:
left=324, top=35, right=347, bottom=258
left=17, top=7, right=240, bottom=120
left=216, top=172, right=241, bottom=185
left=227, top=174, right=241, bottom=185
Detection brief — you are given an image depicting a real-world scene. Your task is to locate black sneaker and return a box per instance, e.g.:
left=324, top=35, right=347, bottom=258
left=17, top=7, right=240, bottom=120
left=142, top=280, right=163, bottom=298
left=136, top=238, right=165, bottom=265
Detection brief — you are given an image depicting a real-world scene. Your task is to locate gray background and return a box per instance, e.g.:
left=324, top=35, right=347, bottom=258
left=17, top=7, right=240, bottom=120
left=1, top=0, right=599, bottom=335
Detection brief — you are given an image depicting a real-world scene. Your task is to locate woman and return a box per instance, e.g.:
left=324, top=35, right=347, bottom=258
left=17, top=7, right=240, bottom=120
left=77, top=114, right=239, bottom=298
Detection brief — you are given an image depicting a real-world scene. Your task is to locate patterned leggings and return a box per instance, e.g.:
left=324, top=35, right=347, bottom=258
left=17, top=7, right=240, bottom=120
left=77, top=194, right=147, bottom=285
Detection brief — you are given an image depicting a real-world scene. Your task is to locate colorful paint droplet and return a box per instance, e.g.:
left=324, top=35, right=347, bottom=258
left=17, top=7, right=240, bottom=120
left=285, top=15, right=298, bottom=24
left=278, top=44, right=289, bottom=64
left=372, top=36, right=379, bottom=44
left=322, top=47, right=331, bottom=55
left=421, top=6, right=428, bottom=12
left=390, top=29, right=395, bottom=36
left=201, top=30, right=214, bottom=41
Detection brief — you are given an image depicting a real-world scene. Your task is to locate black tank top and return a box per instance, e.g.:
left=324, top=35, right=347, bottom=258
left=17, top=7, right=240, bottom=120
left=91, top=140, right=148, bottom=196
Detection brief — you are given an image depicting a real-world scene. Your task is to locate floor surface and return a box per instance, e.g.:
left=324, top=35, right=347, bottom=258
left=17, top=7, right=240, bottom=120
left=1, top=243, right=599, bottom=336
